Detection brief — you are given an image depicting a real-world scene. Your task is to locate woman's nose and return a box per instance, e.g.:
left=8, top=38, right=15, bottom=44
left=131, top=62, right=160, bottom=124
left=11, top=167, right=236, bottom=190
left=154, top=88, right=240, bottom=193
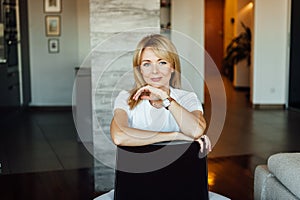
left=151, top=63, right=158, bottom=74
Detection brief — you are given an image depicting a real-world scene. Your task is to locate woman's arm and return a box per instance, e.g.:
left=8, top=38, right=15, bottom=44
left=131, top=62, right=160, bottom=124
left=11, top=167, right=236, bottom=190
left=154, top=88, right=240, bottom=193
left=110, top=109, right=194, bottom=146
left=168, top=102, right=206, bottom=139
left=133, top=85, right=207, bottom=139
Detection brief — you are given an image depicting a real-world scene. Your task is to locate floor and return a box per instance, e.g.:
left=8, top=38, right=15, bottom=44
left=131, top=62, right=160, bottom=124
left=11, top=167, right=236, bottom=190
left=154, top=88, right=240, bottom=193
left=1, top=77, right=300, bottom=200
left=0, top=110, right=94, bottom=174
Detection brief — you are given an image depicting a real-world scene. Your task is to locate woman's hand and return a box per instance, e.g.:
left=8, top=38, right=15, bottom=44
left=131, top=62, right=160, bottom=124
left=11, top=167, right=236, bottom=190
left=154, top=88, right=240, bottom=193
left=197, top=135, right=212, bottom=153
left=133, top=85, right=169, bottom=101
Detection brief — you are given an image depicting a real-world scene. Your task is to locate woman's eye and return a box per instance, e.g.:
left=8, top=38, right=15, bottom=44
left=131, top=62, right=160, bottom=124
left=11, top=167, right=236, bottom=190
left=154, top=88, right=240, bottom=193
left=159, top=61, right=167, bottom=65
left=142, top=63, right=151, bottom=67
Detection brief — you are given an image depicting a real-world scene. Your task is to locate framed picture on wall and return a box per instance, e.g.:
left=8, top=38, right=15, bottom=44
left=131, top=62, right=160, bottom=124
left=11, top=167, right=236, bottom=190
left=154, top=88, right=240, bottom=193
left=44, top=0, right=62, bottom=13
left=45, top=15, right=61, bottom=36
left=48, top=38, right=59, bottom=53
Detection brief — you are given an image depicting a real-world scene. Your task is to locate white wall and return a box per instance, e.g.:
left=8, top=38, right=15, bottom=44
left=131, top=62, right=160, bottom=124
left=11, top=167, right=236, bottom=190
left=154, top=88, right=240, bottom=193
left=171, top=0, right=205, bottom=102
left=252, top=0, right=290, bottom=105
left=77, top=0, right=91, bottom=65
left=28, top=0, right=79, bottom=106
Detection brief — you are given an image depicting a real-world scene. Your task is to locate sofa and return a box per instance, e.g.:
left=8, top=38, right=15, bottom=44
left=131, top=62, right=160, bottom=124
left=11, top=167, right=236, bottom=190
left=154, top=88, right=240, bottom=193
left=254, top=153, right=300, bottom=200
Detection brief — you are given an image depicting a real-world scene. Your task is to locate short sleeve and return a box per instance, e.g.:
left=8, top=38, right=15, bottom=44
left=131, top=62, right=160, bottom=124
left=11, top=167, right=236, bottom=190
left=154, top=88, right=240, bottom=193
left=178, top=92, right=203, bottom=113
left=113, top=90, right=130, bottom=114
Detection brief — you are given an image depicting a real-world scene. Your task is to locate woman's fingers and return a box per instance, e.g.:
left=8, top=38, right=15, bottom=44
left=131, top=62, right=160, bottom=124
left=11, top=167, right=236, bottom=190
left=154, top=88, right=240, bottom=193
left=197, top=135, right=212, bottom=153
left=140, top=95, right=151, bottom=100
left=198, top=138, right=204, bottom=152
left=133, top=86, right=148, bottom=100
left=201, top=135, right=212, bottom=152
left=133, top=85, right=162, bottom=101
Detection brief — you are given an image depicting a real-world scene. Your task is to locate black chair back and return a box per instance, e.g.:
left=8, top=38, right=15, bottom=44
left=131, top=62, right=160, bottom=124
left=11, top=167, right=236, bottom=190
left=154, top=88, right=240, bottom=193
left=114, top=141, right=209, bottom=200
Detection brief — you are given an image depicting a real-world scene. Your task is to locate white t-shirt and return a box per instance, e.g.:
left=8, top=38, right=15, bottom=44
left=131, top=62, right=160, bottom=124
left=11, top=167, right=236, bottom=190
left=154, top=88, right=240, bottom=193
left=113, top=87, right=203, bottom=133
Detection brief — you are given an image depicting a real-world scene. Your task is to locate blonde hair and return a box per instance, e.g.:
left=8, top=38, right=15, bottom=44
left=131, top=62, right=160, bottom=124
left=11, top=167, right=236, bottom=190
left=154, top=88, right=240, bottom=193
left=128, top=34, right=181, bottom=109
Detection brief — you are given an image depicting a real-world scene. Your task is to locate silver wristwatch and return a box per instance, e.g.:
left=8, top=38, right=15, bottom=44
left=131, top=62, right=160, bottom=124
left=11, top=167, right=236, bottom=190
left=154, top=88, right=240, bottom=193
left=162, top=97, right=174, bottom=110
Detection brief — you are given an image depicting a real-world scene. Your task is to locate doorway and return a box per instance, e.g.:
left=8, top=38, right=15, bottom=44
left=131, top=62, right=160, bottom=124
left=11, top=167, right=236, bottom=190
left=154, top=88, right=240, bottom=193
left=205, top=0, right=225, bottom=71
left=204, top=0, right=225, bottom=124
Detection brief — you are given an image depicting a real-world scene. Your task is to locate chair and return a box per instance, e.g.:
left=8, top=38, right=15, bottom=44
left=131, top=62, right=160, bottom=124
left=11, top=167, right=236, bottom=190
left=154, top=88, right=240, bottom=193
left=114, top=141, right=209, bottom=200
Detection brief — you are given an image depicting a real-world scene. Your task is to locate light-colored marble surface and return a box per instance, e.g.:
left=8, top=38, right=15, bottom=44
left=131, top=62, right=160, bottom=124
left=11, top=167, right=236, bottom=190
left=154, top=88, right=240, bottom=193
left=90, top=0, right=160, bottom=48
left=89, top=0, right=160, bottom=192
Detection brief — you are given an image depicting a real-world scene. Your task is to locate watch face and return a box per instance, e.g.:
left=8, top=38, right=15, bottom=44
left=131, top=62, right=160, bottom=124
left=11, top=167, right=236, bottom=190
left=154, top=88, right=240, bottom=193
left=162, top=98, right=171, bottom=107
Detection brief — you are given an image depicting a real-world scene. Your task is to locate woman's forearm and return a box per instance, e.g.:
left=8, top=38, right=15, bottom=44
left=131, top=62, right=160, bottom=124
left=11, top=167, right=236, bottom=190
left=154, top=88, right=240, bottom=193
left=110, top=117, right=193, bottom=146
left=168, top=100, right=206, bottom=139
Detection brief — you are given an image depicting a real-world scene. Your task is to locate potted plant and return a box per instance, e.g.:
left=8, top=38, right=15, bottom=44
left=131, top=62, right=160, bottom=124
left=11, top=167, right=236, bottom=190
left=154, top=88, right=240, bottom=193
left=222, top=22, right=251, bottom=82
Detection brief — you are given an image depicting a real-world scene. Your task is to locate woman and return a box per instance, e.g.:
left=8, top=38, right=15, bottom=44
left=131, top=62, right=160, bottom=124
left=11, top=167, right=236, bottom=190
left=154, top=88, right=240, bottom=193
left=111, top=34, right=211, bottom=149
left=95, top=34, right=212, bottom=200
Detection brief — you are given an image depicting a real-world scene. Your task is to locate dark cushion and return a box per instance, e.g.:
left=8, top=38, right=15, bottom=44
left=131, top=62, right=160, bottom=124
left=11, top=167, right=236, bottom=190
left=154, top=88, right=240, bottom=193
left=114, top=141, right=209, bottom=200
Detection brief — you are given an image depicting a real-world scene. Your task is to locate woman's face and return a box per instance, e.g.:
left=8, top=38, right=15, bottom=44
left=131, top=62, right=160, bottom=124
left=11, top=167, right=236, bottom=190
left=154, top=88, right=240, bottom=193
left=140, top=47, right=174, bottom=90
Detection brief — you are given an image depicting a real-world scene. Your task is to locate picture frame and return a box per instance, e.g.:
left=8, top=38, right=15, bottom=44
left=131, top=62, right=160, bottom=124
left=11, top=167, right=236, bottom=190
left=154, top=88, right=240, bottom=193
left=45, top=15, right=61, bottom=36
left=44, top=0, right=62, bottom=13
left=48, top=38, right=59, bottom=53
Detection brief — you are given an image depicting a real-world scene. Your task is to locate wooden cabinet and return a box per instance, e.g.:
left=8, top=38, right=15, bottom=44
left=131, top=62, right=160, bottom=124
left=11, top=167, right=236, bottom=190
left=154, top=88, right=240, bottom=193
left=0, top=0, right=20, bottom=113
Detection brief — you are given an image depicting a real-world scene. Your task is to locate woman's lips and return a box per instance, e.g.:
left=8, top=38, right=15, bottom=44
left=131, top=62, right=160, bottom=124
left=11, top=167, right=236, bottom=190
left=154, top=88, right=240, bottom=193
left=150, top=77, right=162, bottom=82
